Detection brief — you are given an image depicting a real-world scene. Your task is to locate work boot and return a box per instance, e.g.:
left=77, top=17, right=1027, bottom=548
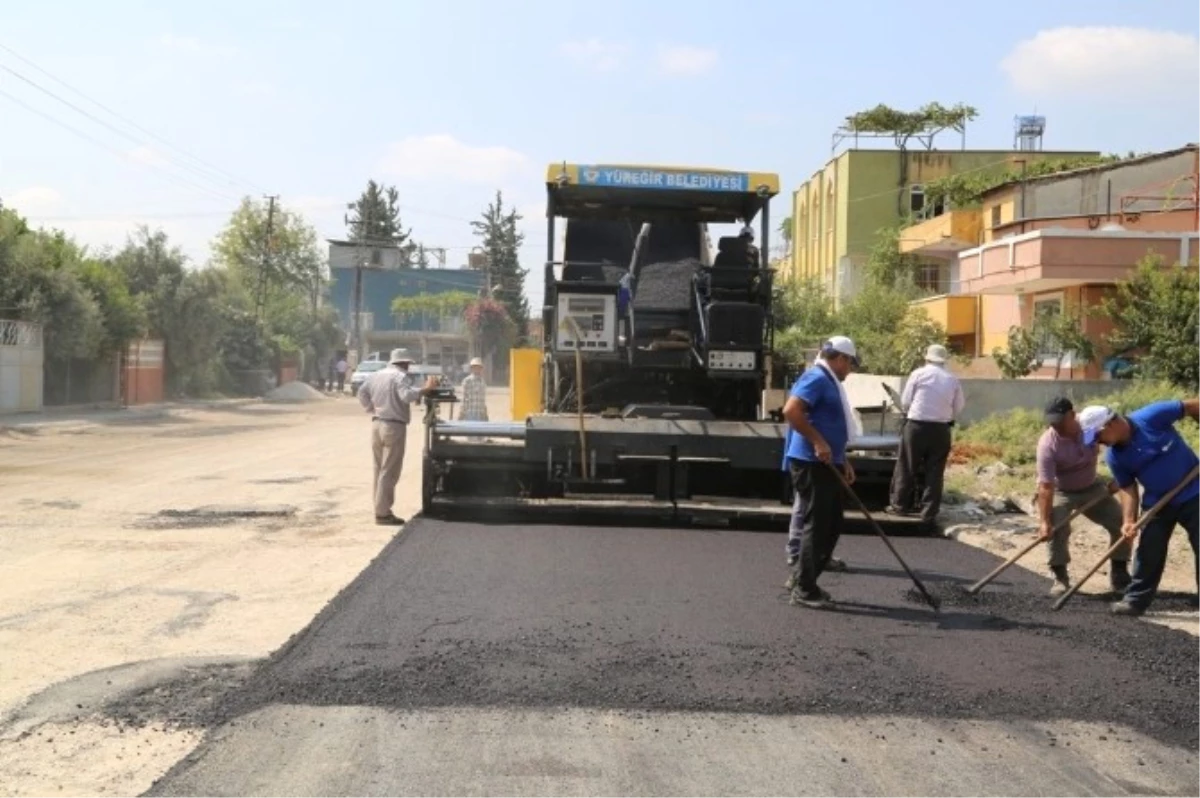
left=1048, top=565, right=1071, bottom=598
left=825, top=557, right=849, bottom=573
left=375, top=514, right=405, bottom=526
left=1109, top=560, right=1132, bottom=593
left=1110, top=600, right=1145, bottom=617
left=791, top=587, right=833, bottom=609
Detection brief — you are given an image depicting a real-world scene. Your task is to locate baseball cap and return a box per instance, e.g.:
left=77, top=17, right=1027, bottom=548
left=823, top=335, right=860, bottom=368
left=1044, top=396, right=1074, bottom=424
left=1078, top=405, right=1116, bottom=446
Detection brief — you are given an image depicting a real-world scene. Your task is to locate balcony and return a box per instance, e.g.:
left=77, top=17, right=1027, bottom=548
left=898, top=210, right=983, bottom=259
left=958, top=229, right=1198, bottom=295
left=909, top=295, right=977, bottom=337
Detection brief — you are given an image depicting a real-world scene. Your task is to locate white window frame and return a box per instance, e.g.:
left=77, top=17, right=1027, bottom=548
left=1032, top=292, right=1066, bottom=362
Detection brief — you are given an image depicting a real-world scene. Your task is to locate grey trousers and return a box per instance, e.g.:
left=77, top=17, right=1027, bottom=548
left=1047, top=479, right=1131, bottom=568
left=786, top=490, right=804, bottom=556
left=372, top=419, right=408, bottom=518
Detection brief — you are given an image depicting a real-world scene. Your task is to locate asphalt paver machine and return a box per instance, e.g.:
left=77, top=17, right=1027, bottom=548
left=421, top=163, right=901, bottom=525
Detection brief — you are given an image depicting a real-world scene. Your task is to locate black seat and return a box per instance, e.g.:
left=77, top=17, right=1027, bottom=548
left=712, top=236, right=748, bottom=269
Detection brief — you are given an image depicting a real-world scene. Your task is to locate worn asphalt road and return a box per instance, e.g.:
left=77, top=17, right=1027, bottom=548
left=149, top=518, right=1200, bottom=796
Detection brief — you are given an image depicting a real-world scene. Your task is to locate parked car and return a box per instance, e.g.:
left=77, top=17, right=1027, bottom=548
left=349, top=359, right=387, bottom=396
left=350, top=361, right=445, bottom=396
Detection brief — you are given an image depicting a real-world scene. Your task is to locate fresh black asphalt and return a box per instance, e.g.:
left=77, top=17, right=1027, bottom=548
left=192, top=518, right=1198, bottom=750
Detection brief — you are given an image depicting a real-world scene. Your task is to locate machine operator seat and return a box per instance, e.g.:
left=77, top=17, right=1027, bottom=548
left=712, top=236, right=750, bottom=269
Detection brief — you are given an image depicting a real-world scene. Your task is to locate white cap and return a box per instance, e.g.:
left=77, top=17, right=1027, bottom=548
left=739, top=224, right=754, bottom=240
left=925, top=344, right=949, bottom=364
left=469, top=356, right=483, bottom=367
left=389, top=348, right=414, bottom=364
left=823, top=335, right=859, bottom=367
left=1078, top=405, right=1115, bottom=446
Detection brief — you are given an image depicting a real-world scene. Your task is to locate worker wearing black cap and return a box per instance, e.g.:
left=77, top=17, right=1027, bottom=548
left=1034, top=396, right=1130, bottom=597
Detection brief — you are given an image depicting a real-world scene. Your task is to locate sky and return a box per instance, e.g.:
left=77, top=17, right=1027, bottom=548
left=1, top=0, right=1197, bottom=312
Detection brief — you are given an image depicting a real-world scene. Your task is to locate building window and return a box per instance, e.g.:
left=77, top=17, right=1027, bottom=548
left=917, top=262, right=945, bottom=294
left=1033, top=295, right=1064, bottom=357
left=910, top=184, right=925, bottom=215
left=990, top=205, right=1002, bottom=228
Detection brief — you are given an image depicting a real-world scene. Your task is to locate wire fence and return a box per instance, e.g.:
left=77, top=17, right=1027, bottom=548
left=0, top=319, right=43, bottom=348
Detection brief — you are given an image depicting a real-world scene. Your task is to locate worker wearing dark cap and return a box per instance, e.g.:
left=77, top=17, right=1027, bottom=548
left=1034, top=396, right=1130, bottom=597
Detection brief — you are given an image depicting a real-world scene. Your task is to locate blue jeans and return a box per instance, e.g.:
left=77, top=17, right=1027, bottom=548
left=1124, top=498, right=1199, bottom=610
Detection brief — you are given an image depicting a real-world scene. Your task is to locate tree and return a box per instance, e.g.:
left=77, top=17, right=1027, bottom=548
left=866, top=226, right=924, bottom=290
left=471, top=191, right=528, bottom=335
left=841, top=102, right=978, bottom=150
left=994, top=326, right=1041, bottom=379
left=1036, top=308, right=1096, bottom=380
left=211, top=198, right=339, bottom=374
left=777, top=216, right=793, bottom=256
left=347, top=180, right=410, bottom=249
left=838, top=281, right=948, bottom=374
left=1101, top=256, right=1200, bottom=390
left=464, top=298, right=517, bottom=361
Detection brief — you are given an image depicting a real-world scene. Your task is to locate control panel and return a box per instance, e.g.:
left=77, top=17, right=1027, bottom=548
left=554, top=293, right=617, bottom=353
left=707, top=349, right=757, bottom=372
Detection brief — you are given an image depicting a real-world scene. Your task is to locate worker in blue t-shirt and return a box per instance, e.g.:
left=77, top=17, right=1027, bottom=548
left=1078, top=399, right=1200, bottom=616
left=781, top=336, right=859, bottom=609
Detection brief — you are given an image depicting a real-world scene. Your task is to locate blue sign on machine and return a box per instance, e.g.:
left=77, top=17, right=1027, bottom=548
left=578, top=166, right=750, bottom=192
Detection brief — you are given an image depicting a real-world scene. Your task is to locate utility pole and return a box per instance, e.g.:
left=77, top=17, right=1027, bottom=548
left=345, top=203, right=373, bottom=361
left=255, top=195, right=279, bottom=323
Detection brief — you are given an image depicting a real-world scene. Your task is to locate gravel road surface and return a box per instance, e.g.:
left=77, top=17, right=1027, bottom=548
left=150, top=518, right=1199, bottom=796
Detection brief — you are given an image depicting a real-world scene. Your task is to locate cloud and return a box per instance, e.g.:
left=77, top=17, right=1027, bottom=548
left=656, top=45, right=718, bottom=76
left=3, top=186, right=62, bottom=212
left=1001, top=27, right=1199, bottom=97
left=559, top=38, right=629, bottom=72
left=378, top=135, right=530, bottom=184
left=154, top=33, right=236, bottom=58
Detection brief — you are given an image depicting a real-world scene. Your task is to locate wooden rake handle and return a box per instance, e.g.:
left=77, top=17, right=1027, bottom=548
left=967, top=487, right=1114, bottom=595
left=1052, top=465, right=1200, bottom=611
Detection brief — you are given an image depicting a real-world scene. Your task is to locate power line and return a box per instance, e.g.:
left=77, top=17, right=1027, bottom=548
left=0, top=63, right=242, bottom=202
left=0, top=40, right=265, bottom=195
left=0, top=86, right=236, bottom=203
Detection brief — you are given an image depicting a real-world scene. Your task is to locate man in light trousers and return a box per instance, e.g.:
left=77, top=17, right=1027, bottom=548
left=358, top=348, right=437, bottom=525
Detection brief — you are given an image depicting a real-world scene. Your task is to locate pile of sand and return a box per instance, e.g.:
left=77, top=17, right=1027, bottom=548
left=264, top=381, right=329, bottom=403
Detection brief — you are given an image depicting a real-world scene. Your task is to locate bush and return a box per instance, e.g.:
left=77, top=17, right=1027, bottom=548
left=955, top=381, right=1198, bottom=468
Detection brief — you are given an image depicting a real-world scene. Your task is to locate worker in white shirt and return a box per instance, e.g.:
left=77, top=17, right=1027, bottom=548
left=887, top=344, right=965, bottom=524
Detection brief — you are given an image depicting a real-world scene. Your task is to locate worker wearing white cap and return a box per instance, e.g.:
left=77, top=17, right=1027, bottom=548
left=458, top=356, right=489, bottom=422
left=357, top=348, right=439, bottom=525
left=887, top=343, right=964, bottom=525
left=1079, top=398, right=1200, bottom=616
left=781, top=335, right=860, bottom=609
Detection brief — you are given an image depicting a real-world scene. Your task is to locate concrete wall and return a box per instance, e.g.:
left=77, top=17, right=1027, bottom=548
left=0, top=320, right=44, bottom=413
left=1024, top=148, right=1197, bottom=218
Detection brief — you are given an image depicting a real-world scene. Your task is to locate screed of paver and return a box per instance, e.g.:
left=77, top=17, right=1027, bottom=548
left=149, top=706, right=1198, bottom=797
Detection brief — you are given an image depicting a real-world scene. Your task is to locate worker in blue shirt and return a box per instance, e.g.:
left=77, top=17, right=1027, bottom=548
left=1078, top=398, right=1200, bottom=616
left=782, top=336, right=859, bottom=609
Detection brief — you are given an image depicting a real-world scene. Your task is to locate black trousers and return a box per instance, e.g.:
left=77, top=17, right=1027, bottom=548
left=889, top=420, right=952, bottom=522
left=791, top=460, right=845, bottom=596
